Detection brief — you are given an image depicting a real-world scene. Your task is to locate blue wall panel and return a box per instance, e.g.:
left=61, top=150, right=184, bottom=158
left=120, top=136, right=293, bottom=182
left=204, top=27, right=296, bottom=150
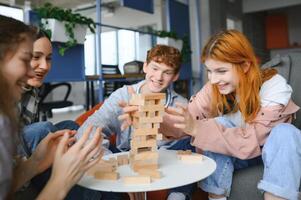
left=121, top=0, right=154, bottom=14
left=44, top=42, right=85, bottom=82
left=168, top=0, right=191, bottom=81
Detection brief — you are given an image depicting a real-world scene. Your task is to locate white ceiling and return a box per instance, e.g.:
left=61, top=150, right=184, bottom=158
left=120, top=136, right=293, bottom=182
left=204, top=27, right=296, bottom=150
left=0, top=0, right=119, bottom=9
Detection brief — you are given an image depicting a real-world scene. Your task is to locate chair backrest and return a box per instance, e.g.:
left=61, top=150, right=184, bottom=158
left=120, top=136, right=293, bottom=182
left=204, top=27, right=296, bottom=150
left=262, top=52, right=301, bottom=128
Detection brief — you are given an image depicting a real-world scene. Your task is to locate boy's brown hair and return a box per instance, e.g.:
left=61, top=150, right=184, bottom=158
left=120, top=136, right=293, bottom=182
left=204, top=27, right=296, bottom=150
left=146, top=44, right=182, bottom=73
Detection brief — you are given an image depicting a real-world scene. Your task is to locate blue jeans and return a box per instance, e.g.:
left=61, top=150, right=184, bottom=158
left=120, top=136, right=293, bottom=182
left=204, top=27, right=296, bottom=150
left=22, top=120, right=79, bottom=155
left=200, top=117, right=301, bottom=200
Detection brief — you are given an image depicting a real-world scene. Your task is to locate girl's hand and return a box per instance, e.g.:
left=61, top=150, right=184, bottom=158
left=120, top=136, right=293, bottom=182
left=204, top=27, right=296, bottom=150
left=30, top=129, right=76, bottom=174
left=49, top=126, right=103, bottom=192
left=165, top=102, right=196, bottom=136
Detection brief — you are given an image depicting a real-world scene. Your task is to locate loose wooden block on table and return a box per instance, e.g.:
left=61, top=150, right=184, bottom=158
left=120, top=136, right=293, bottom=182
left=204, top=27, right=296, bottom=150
left=95, top=171, right=119, bottom=180
left=137, top=169, right=162, bottom=179
left=117, top=154, right=129, bottom=166
left=178, top=154, right=203, bottom=163
left=123, top=175, right=151, bottom=185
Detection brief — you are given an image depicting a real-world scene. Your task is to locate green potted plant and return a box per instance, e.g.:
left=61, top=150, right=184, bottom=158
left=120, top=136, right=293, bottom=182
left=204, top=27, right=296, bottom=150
left=148, top=28, right=191, bottom=63
left=34, top=3, right=96, bottom=55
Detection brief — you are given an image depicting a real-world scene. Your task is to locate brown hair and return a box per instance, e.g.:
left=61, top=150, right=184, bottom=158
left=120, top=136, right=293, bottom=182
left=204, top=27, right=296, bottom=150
left=146, top=44, right=182, bottom=73
left=0, top=15, right=36, bottom=128
left=201, top=29, right=277, bottom=122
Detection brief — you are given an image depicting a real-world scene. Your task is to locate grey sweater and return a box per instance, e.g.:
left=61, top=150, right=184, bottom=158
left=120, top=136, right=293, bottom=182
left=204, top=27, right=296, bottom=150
left=76, top=80, right=187, bottom=153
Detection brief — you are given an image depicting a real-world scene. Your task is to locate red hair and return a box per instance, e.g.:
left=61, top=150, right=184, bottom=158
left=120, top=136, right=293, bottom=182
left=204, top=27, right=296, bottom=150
left=201, top=30, right=276, bottom=122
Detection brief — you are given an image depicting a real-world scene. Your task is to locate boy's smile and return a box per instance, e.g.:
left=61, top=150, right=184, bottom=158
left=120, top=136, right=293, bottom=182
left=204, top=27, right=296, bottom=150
left=141, top=61, right=179, bottom=93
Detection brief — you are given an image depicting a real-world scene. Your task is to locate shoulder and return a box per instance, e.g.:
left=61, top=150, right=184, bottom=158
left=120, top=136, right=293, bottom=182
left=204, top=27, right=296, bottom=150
left=260, top=74, right=292, bottom=106
left=169, top=88, right=188, bottom=106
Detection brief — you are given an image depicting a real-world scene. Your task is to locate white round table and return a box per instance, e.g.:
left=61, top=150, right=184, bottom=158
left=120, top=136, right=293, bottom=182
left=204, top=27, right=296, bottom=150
left=78, top=149, right=216, bottom=193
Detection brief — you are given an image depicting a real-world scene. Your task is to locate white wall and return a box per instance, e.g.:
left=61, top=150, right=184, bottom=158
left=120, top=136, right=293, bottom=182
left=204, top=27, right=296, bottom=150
left=243, top=0, right=301, bottom=13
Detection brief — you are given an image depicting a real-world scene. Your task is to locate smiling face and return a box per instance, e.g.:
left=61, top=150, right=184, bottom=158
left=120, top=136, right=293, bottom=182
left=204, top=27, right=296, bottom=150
left=142, top=61, right=179, bottom=93
left=2, top=35, right=34, bottom=101
left=205, top=58, right=239, bottom=95
left=27, top=37, right=52, bottom=88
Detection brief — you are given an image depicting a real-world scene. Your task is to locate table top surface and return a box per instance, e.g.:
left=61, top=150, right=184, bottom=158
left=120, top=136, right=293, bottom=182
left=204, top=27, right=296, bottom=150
left=78, top=149, right=216, bottom=193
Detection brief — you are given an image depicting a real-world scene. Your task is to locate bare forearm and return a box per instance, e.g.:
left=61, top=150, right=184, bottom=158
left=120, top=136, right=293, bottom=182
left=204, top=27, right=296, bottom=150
left=37, top=177, right=69, bottom=200
left=12, top=157, right=38, bottom=191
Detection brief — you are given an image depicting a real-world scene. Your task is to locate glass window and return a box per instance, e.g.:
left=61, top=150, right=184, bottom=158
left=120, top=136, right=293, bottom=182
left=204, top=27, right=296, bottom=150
left=101, top=31, right=118, bottom=65
left=84, top=28, right=153, bottom=75
left=118, top=30, right=136, bottom=74
left=136, top=32, right=152, bottom=61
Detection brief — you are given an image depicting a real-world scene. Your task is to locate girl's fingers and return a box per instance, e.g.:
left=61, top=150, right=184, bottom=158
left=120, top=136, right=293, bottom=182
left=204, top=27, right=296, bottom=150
left=83, top=150, right=104, bottom=171
left=175, top=102, right=188, bottom=110
left=84, top=145, right=102, bottom=163
left=81, top=128, right=102, bottom=157
left=55, top=132, right=70, bottom=157
left=74, top=125, right=93, bottom=150
left=165, top=107, right=183, bottom=116
left=174, top=124, right=186, bottom=129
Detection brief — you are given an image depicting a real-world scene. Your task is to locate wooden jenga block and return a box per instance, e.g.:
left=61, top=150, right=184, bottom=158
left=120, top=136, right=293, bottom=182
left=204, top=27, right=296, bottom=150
left=130, top=139, right=157, bottom=149
left=156, top=133, right=163, bottom=140
left=132, top=128, right=158, bottom=136
left=131, top=160, right=158, bottom=171
left=137, top=169, right=161, bottom=179
left=145, top=99, right=155, bottom=105
left=95, top=171, right=119, bottom=180
left=152, top=123, right=160, bottom=129
left=144, top=93, right=165, bottom=100
left=133, top=121, right=153, bottom=129
left=129, top=94, right=145, bottom=106
left=131, top=146, right=157, bottom=155
left=117, top=154, right=129, bottom=166
left=137, top=116, right=163, bottom=123
left=177, top=150, right=192, bottom=156
left=132, top=111, right=146, bottom=118
left=108, top=157, right=118, bottom=166
left=137, top=105, right=164, bottom=112
left=123, top=176, right=151, bottom=185
left=179, top=154, right=203, bottom=163
left=131, top=151, right=158, bottom=161
left=87, top=163, right=116, bottom=175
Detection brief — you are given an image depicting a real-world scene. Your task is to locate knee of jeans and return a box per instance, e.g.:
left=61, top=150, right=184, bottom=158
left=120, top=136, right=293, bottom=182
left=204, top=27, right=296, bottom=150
left=269, top=123, right=301, bottom=145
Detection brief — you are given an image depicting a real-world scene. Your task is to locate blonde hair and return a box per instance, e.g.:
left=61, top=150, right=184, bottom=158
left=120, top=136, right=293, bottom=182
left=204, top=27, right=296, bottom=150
left=201, top=30, right=276, bottom=122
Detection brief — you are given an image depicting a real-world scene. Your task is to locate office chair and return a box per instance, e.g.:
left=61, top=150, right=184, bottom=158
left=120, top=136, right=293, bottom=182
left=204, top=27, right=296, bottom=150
left=38, top=82, right=73, bottom=121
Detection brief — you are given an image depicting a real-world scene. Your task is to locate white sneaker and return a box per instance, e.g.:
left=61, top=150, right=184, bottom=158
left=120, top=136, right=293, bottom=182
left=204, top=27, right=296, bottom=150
left=167, top=192, right=186, bottom=200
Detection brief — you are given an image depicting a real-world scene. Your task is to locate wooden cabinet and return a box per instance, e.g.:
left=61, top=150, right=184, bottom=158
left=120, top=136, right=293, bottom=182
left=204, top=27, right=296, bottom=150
left=265, top=14, right=289, bottom=49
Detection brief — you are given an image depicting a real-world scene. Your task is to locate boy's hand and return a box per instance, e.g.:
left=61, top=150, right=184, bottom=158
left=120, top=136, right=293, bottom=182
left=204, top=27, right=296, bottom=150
left=118, top=86, right=137, bottom=131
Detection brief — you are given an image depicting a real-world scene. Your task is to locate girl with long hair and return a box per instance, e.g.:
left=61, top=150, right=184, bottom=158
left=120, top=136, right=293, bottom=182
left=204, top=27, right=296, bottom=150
left=0, top=15, right=103, bottom=199
left=166, top=29, right=301, bottom=200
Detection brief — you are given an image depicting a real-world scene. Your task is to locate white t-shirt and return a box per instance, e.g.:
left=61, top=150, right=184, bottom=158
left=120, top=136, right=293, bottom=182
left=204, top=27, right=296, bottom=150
left=224, top=74, right=292, bottom=127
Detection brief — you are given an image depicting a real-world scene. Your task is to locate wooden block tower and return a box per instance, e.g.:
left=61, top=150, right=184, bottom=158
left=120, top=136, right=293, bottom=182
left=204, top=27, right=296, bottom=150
left=129, top=93, right=165, bottom=177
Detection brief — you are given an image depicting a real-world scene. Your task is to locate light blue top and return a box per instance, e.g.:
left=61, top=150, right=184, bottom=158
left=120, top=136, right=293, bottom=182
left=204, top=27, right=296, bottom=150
left=76, top=80, right=187, bottom=153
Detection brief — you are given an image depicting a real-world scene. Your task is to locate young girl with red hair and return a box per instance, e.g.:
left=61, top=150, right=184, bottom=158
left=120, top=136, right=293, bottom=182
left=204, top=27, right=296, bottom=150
left=166, top=29, right=301, bottom=200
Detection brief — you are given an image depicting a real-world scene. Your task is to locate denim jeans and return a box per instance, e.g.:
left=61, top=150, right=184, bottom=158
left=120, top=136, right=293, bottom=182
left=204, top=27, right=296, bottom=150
left=22, top=120, right=79, bottom=155
left=200, top=117, right=301, bottom=200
